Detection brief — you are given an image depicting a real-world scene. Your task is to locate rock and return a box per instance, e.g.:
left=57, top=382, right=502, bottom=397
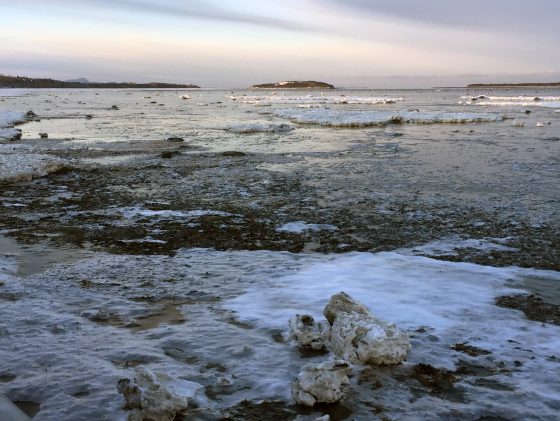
left=26, top=110, right=37, bottom=118
left=289, top=314, right=329, bottom=350
left=161, top=151, right=180, bottom=159
left=85, top=114, right=93, bottom=119
left=292, top=359, right=351, bottom=407
left=111, top=105, right=119, bottom=110
left=166, top=137, right=184, bottom=143
left=117, top=366, right=202, bottom=421
left=39, top=133, right=48, bottom=139
left=323, top=292, right=373, bottom=325
left=323, top=292, right=410, bottom=365
left=180, top=95, right=191, bottom=100
left=221, top=151, right=246, bottom=157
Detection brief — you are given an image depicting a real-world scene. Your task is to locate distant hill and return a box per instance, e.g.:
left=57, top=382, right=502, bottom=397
left=0, top=75, right=200, bottom=89
left=467, top=82, right=560, bottom=88
left=64, top=78, right=91, bottom=84
left=251, top=81, right=335, bottom=89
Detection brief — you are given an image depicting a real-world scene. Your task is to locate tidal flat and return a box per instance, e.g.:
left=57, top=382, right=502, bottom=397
left=1, top=88, right=559, bottom=420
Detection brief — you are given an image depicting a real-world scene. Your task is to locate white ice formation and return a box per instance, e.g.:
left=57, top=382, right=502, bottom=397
left=117, top=366, right=203, bottom=421
left=225, top=123, right=295, bottom=134
left=229, top=95, right=404, bottom=106
left=292, top=359, right=351, bottom=407
left=289, top=314, right=329, bottom=350
left=273, top=109, right=503, bottom=127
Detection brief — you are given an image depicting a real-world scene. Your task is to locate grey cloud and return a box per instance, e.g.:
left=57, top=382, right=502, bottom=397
left=18, top=0, right=318, bottom=32
left=321, top=0, right=560, bottom=33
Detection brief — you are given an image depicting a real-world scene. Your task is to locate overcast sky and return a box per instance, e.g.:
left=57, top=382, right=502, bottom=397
left=1, top=0, right=559, bottom=87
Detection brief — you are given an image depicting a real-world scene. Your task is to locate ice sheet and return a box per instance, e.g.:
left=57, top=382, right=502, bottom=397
left=273, top=109, right=504, bottom=127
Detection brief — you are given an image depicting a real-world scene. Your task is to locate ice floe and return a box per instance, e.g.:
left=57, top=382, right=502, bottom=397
left=225, top=123, right=295, bottom=134
left=273, top=109, right=503, bottom=127
left=0, top=145, right=69, bottom=184
left=0, top=111, right=27, bottom=142
left=229, top=95, right=404, bottom=106
left=276, top=222, right=338, bottom=233
left=462, top=95, right=560, bottom=108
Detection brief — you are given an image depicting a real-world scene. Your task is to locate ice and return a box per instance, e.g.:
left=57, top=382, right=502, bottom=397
left=225, top=123, right=295, bottom=134
left=0, top=153, right=68, bottom=184
left=0, top=111, right=26, bottom=128
left=119, top=207, right=233, bottom=219
left=2, top=245, right=560, bottom=419
left=276, top=222, right=338, bottom=233
left=273, top=109, right=503, bottom=127
left=0, top=111, right=27, bottom=142
left=463, top=96, right=560, bottom=108
left=398, top=235, right=518, bottom=257
left=229, top=95, right=404, bottom=106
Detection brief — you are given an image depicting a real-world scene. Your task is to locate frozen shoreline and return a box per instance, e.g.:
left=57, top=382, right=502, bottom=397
left=1, top=242, right=560, bottom=420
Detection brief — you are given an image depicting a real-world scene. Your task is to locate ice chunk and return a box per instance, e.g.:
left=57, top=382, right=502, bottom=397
left=462, top=95, right=560, bottom=108
left=323, top=291, right=373, bottom=325
left=324, top=292, right=411, bottom=365
left=117, top=366, right=202, bottom=421
left=292, top=359, right=350, bottom=407
left=289, top=314, right=329, bottom=350
left=276, top=222, right=337, bottom=233
left=225, top=123, right=295, bottom=134
left=0, top=154, right=68, bottom=184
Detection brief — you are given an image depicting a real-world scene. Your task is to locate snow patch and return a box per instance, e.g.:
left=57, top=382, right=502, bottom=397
left=229, top=95, right=403, bottom=106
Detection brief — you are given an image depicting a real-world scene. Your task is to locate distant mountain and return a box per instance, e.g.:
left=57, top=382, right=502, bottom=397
left=0, top=74, right=200, bottom=89
left=467, top=82, right=560, bottom=88
left=64, top=78, right=91, bottom=84
left=251, top=81, right=335, bottom=89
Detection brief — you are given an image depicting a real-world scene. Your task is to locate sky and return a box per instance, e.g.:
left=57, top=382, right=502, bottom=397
left=1, top=0, right=559, bottom=88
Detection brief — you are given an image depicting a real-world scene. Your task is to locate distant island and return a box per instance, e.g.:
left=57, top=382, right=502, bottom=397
left=467, top=82, right=560, bottom=88
left=0, top=74, right=200, bottom=89
left=251, top=81, right=335, bottom=89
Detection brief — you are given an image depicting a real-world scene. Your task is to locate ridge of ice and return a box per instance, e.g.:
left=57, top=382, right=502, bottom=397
left=225, top=123, right=295, bottom=134
left=273, top=109, right=503, bottom=127
left=462, top=96, right=560, bottom=108
left=119, top=207, right=233, bottom=219
left=229, top=95, right=404, bottom=105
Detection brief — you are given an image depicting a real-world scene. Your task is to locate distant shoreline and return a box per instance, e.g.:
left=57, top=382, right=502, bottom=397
left=0, top=75, right=199, bottom=89
left=466, top=82, right=560, bottom=88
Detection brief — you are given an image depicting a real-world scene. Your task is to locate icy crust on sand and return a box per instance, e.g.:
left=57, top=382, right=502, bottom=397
left=2, top=247, right=560, bottom=420
left=120, top=207, right=233, bottom=219
left=0, top=147, right=68, bottom=184
left=462, top=95, right=560, bottom=108
left=0, top=111, right=26, bottom=142
left=229, top=95, right=404, bottom=105
left=225, top=123, right=295, bottom=133
left=273, top=109, right=504, bottom=127
left=276, top=222, right=338, bottom=233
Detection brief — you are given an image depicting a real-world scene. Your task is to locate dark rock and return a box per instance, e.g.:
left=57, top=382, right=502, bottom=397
left=85, top=114, right=93, bottom=119
left=221, top=151, right=246, bottom=157
left=166, top=137, right=185, bottom=143
left=111, top=105, right=119, bottom=110
left=39, top=133, right=48, bottom=139
left=26, top=110, right=37, bottom=118
left=495, top=294, right=560, bottom=325
left=451, top=343, right=491, bottom=357
left=161, top=151, right=180, bottom=159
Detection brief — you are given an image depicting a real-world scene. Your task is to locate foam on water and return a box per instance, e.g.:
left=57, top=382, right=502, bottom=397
left=119, top=207, right=233, bottom=219
left=273, top=109, right=504, bottom=127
